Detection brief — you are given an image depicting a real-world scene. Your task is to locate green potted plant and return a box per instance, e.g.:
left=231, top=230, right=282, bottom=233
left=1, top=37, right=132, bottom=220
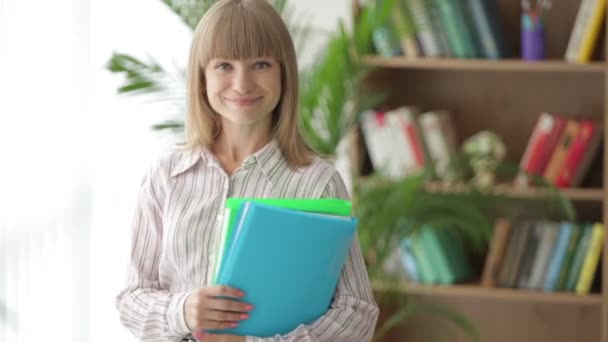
left=355, top=152, right=575, bottom=341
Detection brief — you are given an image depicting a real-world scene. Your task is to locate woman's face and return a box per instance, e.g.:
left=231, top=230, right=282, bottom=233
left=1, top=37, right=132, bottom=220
left=204, top=56, right=281, bottom=128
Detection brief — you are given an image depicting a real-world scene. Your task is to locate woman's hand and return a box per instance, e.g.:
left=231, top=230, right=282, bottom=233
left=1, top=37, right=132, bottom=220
left=192, top=332, right=246, bottom=342
left=185, top=285, right=253, bottom=331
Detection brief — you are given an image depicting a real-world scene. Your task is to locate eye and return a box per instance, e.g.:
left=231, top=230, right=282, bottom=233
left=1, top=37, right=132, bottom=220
left=253, top=61, right=272, bottom=69
left=215, top=62, right=232, bottom=71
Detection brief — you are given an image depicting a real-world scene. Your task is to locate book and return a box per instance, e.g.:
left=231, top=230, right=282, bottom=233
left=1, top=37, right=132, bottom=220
left=212, top=201, right=357, bottom=337
left=575, top=223, right=604, bottom=294
left=527, top=222, right=560, bottom=289
left=361, top=111, right=399, bottom=179
left=543, top=222, right=574, bottom=292
left=433, top=0, right=478, bottom=58
left=515, top=113, right=566, bottom=187
left=391, top=0, right=421, bottom=57
left=405, top=0, right=442, bottom=57
left=387, top=106, right=426, bottom=174
left=565, top=223, right=593, bottom=291
left=554, top=120, right=602, bottom=188
left=418, top=110, right=458, bottom=179
left=465, top=0, right=509, bottom=59
left=212, top=198, right=353, bottom=283
left=480, top=218, right=512, bottom=288
left=515, top=222, right=543, bottom=289
left=544, top=119, right=580, bottom=184
left=407, top=231, right=438, bottom=284
left=565, top=0, right=607, bottom=63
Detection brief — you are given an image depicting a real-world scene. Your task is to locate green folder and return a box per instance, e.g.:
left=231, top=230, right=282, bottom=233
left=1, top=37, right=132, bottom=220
left=212, top=198, right=352, bottom=283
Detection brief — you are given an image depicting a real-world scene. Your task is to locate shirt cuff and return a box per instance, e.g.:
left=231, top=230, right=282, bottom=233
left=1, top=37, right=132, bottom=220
left=167, top=291, right=193, bottom=335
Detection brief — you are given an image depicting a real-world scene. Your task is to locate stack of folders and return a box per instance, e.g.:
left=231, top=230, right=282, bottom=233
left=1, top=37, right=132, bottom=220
left=209, top=198, right=357, bottom=337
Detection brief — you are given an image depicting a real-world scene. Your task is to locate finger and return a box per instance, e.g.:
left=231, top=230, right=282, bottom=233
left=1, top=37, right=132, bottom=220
left=192, top=331, right=205, bottom=340
left=202, top=309, right=249, bottom=323
left=205, top=285, right=245, bottom=299
left=205, top=297, right=253, bottom=313
left=200, top=319, right=239, bottom=331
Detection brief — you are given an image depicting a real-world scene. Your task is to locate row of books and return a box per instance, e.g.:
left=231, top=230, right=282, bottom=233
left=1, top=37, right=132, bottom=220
left=481, top=219, right=604, bottom=294
left=369, top=0, right=509, bottom=59
left=361, top=106, right=603, bottom=189
left=361, top=106, right=458, bottom=181
left=383, top=225, right=473, bottom=285
left=363, top=0, right=606, bottom=63
left=515, top=112, right=602, bottom=188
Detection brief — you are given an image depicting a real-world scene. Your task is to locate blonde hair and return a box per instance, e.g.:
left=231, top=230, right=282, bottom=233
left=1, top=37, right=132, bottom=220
left=185, top=0, right=314, bottom=168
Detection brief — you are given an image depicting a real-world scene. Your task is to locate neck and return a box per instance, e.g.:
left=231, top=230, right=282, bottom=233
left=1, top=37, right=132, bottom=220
left=213, top=120, right=273, bottom=164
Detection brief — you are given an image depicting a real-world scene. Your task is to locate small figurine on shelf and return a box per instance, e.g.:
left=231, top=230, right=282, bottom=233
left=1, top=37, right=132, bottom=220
left=521, top=0, right=552, bottom=61
left=462, top=131, right=506, bottom=190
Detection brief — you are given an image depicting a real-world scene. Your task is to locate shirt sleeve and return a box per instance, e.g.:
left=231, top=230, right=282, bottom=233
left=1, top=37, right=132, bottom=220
left=246, top=170, right=380, bottom=342
left=115, top=164, right=192, bottom=342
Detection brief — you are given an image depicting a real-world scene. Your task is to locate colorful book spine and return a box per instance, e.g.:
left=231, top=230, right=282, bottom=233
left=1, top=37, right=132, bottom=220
left=433, top=0, right=478, bottom=58
left=391, top=0, right=421, bottom=57
left=543, top=222, right=573, bottom=292
left=465, top=0, right=509, bottom=59
left=480, top=218, right=512, bottom=288
left=515, top=113, right=565, bottom=187
left=565, top=0, right=607, bottom=63
left=565, top=223, right=593, bottom=291
left=406, top=0, right=441, bottom=57
left=575, top=223, right=604, bottom=294
left=554, top=120, right=602, bottom=187
left=544, top=119, right=580, bottom=184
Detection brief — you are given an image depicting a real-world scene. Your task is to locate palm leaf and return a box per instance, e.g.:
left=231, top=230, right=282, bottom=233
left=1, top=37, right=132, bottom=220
left=106, top=53, right=167, bottom=95
left=151, top=120, right=185, bottom=131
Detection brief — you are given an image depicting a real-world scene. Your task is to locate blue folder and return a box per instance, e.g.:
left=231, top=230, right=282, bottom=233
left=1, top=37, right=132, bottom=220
left=211, top=201, right=357, bottom=337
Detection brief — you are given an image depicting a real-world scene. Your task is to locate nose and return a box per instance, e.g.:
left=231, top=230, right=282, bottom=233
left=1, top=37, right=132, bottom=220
left=232, top=68, right=254, bottom=94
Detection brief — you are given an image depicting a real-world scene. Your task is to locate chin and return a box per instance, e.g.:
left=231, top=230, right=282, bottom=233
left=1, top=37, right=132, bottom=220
left=226, top=112, right=272, bottom=126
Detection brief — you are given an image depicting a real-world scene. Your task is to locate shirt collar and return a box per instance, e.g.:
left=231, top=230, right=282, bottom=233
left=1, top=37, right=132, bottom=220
left=169, top=146, right=204, bottom=178
left=169, top=138, right=282, bottom=178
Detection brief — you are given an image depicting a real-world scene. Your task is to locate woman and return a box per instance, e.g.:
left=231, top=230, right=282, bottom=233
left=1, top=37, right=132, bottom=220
left=115, top=0, right=379, bottom=341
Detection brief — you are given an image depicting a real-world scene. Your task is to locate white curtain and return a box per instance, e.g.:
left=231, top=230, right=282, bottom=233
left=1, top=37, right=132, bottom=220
left=0, top=0, right=190, bottom=341
left=0, top=0, right=92, bottom=341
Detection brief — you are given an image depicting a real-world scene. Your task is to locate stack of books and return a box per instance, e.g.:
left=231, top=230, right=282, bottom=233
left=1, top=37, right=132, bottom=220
left=210, top=198, right=357, bottom=337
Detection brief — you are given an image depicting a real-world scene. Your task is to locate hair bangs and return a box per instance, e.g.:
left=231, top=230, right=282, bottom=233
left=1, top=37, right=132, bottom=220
left=198, top=3, right=283, bottom=67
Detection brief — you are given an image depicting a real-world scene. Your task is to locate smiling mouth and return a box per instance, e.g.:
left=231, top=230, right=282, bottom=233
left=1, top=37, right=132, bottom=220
left=226, top=97, right=262, bottom=106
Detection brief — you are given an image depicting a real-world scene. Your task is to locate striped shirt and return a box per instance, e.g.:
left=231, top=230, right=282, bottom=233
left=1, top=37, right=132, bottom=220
left=115, top=139, right=379, bottom=342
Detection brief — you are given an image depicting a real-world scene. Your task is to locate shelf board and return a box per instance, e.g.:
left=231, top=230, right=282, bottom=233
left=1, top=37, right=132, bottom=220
left=361, top=55, right=608, bottom=73
left=373, top=281, right=603, bottom=306
left=424, top=182, right=605, bottom=201
left=357, top=177, right=604, bottom=201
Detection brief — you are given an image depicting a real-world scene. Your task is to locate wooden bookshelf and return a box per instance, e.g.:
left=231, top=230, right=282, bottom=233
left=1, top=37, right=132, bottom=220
left=351, top=1, right=608, bottom=341
left=372, top=281, right=602, bottom=306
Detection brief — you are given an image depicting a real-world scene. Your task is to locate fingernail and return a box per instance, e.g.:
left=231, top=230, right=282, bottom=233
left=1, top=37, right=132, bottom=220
left=245, top=305, right=253, bottom=311
left=240, top=314, right=249, bottom=319
left=193, top=331, right=205, bottom=340
left=239, top=291, right=245, bottom=297
left=231, top=322, right=238, bottom=327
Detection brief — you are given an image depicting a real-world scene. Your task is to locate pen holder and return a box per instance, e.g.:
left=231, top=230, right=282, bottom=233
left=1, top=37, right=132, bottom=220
left=521, top=13, right=545, bottom=60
